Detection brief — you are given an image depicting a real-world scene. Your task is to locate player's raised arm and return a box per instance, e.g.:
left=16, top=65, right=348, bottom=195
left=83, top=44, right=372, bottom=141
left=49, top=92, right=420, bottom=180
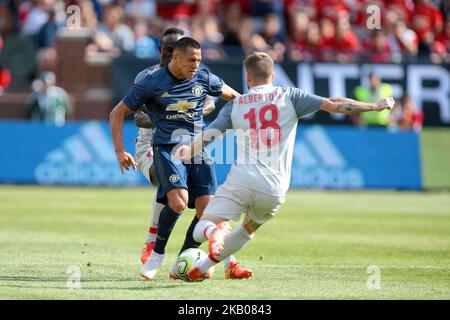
left=320, top=97, right=395, bottom=114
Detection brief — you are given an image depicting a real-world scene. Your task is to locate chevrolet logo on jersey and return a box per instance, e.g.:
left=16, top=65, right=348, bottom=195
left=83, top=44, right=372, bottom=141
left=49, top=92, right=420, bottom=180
left=166, top=101, right=197, bottom=112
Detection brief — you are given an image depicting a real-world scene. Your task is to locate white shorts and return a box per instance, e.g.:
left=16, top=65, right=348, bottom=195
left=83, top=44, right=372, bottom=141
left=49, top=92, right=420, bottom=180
left=203, top=182, right=285, bottom=225
left=134, top=135, right=155, bottom=184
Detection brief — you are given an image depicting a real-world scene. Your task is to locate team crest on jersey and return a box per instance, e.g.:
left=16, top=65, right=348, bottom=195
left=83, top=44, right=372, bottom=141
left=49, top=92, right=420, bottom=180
left=192, top=85, right=203, bottom=97
left=169, top=174, right=180, bottom=183
left=161, top=92, right=170, bottom=97
left=166, top=101, right=197, bottom=112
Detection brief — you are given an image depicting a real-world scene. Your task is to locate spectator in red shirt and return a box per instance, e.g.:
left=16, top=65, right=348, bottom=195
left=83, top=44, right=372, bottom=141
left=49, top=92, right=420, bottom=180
left=315, top=0, right=349, bottom=23
left=319, top=18, right=337, bottom=61
left=288, top=9, right=310, bottom=47
left=430, top=17, right=450, bottom=63
left=384, top=0, right=414, bottom=23
left=0, top=63, right=12, bottom=95
left=289, top=21, right=323, bottom=61
left=370, top=30, right=393, bottom=63
left=284, top=0, right=317, bottom=20
left=156, top=0, right=195, bottom=21
left=394, top=94, right=424, bottom=132
left=411, top=0, right=444, bottom=43
left=333, top=17, right=360, bottom=62
left=220, top=0, right=251, bottom=15
left=435, top=16, right=450, bottom=52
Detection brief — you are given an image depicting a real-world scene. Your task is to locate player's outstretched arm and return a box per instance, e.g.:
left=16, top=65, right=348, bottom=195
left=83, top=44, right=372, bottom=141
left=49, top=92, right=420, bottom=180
left=109, top=100, right=138, bottom=174
left=219, top=83, right=240, bottom=101
left=320, top=97, right=395, bottom=114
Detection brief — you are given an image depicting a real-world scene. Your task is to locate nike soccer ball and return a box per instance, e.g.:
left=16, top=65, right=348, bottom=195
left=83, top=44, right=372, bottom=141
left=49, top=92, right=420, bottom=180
left=175, top=248, right=214, bottom=282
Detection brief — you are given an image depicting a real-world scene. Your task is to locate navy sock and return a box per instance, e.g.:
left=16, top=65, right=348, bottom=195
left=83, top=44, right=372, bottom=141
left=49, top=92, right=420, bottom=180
left=153, top=205, right=180, bottom=254
left=178, top=215, right=201, bottom=255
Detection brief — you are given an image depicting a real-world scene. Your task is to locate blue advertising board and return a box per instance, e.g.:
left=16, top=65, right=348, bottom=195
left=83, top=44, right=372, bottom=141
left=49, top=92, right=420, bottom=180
left=290, top=125, right=422, bottom=189
left=0, top=121, right=422, bottom=189
left=0, top=121, right=142, bottom=185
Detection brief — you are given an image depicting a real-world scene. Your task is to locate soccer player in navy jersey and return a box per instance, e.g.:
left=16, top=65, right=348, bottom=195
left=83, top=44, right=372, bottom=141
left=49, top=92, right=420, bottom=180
left=133, top=28, right=185, bottom=265
left=110, top=37, right=253, bottom=280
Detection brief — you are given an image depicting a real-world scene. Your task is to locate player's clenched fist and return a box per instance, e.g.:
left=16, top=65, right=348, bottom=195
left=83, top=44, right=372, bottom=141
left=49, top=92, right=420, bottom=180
left=375, top=98, right=395, bottom=112
left=116, top=151, right=138, bottom=174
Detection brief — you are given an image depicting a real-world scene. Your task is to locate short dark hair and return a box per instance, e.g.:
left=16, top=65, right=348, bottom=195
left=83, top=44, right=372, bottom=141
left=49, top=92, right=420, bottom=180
left=160, top=27, right=184, bottom=43
left=174, top=37, right=201, bottom=52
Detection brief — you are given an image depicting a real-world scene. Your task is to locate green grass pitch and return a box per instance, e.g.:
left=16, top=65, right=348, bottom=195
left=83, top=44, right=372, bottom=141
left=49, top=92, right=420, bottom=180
left=0, top=185, right=449, bottom=299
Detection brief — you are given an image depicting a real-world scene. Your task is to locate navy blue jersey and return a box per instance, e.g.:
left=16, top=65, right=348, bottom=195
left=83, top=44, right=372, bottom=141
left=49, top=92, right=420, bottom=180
left=123, top=66, right=224, bottom=145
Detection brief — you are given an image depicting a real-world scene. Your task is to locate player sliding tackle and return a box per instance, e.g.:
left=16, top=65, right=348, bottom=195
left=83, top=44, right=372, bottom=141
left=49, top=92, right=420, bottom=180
left=175, top=52, right=395, bottom=281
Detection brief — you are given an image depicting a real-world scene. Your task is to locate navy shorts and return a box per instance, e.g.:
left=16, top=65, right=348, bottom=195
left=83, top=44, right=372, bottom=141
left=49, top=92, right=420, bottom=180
left=153, top=145, right=217, bottom=209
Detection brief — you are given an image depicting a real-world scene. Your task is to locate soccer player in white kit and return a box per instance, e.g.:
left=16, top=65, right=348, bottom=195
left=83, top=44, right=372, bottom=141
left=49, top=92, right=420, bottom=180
left=175, top=52, right=395, bottom=281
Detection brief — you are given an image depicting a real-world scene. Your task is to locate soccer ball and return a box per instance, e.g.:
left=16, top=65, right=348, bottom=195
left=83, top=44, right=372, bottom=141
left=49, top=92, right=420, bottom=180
left=175, top=248, right=214, bottom=282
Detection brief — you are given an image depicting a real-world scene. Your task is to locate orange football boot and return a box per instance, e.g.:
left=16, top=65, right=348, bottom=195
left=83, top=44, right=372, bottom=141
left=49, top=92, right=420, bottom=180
left=140, top=241, right=155, bottom=264
left=186, top=266, right=214, bottom=282
left=225, top=261, right=253, bottom=279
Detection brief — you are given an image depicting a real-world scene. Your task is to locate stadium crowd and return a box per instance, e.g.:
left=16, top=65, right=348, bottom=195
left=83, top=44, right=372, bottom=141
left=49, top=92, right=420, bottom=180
left=0, top=0, right=449, bottom=64
left=0, top=0, right=439, bottom=130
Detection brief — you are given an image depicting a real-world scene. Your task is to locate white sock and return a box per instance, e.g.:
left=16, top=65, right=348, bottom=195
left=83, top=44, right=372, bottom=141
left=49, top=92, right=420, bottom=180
left=193, top=220, right=216, bottom=243
left=199, top=225, right=253, bottom=273
left=223, top=256, right=235, bottom=269
left=145, top=195, right=164, bottom=244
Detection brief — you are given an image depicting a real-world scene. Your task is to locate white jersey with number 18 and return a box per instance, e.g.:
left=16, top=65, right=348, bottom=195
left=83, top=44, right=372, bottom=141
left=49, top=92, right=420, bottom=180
left=208, top=84, right=324, bottom=196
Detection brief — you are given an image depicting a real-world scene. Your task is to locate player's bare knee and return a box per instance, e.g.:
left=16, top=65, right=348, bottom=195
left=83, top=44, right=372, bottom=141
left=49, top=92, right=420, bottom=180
left=167, top=189, right=188, bottom=213
left=169, top=198, right=187, bottom=213
left=195, top=211, right=203, bottom=219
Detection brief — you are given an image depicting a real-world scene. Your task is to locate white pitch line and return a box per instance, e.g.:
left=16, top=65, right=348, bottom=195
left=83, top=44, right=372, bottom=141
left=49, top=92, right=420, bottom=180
left=261, top=265, right=447, bottom=270
left=0, top=262, right=448, bottom=270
